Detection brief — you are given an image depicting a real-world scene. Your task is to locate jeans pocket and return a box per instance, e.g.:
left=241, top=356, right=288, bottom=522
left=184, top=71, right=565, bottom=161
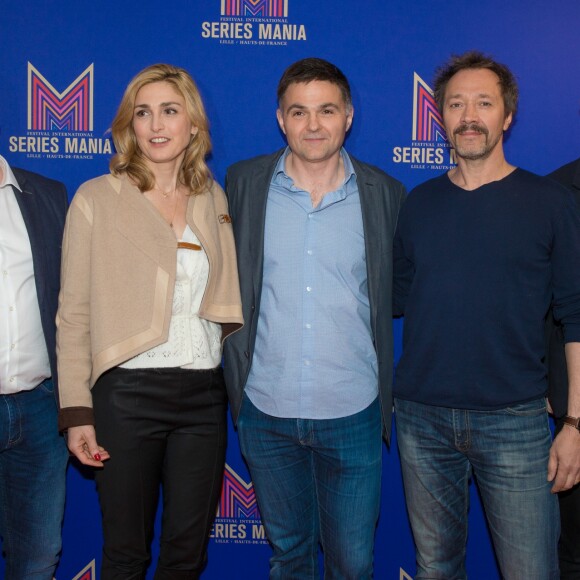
left=504, top=398, right=547, bottom=416
left=38, top=378, right=55, bottom=394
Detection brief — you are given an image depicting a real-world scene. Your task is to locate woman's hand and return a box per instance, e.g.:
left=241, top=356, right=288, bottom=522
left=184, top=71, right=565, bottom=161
left=67, top=425, right=110, bottom=467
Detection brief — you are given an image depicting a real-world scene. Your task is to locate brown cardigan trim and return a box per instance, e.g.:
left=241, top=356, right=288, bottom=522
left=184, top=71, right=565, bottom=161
left=58, top=406, right=95, bottom=432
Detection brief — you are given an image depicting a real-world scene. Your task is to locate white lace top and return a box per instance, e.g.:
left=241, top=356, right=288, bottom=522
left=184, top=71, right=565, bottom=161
left=121, top=226, right=222, bottom=370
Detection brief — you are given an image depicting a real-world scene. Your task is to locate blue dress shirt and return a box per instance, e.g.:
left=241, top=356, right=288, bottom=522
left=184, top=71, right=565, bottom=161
left=245, top=148, right=378, bottom=419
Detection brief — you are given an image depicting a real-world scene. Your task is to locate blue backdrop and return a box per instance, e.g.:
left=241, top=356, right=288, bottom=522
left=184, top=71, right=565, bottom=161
left=1, top=1, right=579, bottom=578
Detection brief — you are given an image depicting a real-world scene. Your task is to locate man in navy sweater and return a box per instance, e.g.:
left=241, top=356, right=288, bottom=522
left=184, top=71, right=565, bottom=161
left=393, top=52, right=580, bottom=579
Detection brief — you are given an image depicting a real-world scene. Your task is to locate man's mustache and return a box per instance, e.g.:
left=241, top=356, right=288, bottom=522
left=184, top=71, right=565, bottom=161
left=454, top=123, right=489, bottom=136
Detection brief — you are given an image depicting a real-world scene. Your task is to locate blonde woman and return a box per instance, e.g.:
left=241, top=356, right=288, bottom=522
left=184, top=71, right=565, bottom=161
left=57, top=64, right=243, bottom=579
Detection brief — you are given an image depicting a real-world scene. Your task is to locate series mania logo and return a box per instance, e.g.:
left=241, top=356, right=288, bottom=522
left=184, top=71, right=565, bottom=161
left=201, top=0, right=307, bottom=46
left=8, top=63, right=112, bottom=160
left=392, top=73, right=456, bottom=170
left=210, top=463, right=268, bottom=545
left=70, top=560, right=96, bottom=580
left=51, top=559, right=96, bottom=580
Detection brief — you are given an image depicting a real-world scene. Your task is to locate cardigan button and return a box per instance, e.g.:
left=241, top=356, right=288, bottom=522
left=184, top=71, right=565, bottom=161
left=244, top=351, right=250, bottom=359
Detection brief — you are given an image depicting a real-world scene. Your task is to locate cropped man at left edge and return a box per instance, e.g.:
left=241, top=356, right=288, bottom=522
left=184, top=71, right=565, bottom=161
left=0, top=154, right=69, bottom=579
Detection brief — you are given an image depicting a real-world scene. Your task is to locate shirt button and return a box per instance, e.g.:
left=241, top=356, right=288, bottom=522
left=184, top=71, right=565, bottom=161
left=9, top=306, right=14, bottom=311
left=9, top=377, right=15, bottom=382
left=305, top=323, right=311, bottom=329
left=306, top=286, right=312, bottom=292
left=10, top=343, right=15, bottom=350
left=307, top=250, right=312, bottom=255
left=304, top=360, right=311, bottom=366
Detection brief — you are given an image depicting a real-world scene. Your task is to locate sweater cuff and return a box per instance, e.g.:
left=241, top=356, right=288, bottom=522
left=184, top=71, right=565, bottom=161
left=58, top=406, right=95, bottom=431
left=564, top=322, right=580, bottom=344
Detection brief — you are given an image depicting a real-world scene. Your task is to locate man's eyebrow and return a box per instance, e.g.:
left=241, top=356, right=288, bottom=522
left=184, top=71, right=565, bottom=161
left=446, top=92, right=495, bottom=100
left=285, top=102, right=340, bottom=111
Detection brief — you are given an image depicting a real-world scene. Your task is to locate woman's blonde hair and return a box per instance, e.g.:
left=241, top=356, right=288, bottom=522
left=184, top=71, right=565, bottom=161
left=110, top=64, right=212, bottom=195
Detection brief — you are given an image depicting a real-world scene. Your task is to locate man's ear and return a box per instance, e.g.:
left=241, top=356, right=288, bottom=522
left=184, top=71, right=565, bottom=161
left=346, top=105, right=354, bottom=132
left=503, top=112, right=513, bottom=132
left=276, top=108, right=286, bottom=135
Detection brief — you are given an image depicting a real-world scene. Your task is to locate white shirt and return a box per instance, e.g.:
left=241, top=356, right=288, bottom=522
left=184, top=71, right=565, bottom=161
left=0, top=156, right=51, bottom=394
left=121, top=225, right=222, bottom=370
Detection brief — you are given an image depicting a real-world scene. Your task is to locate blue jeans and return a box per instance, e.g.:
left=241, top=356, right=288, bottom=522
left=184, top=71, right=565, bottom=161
left=394, top=397, right=559, bottom=580
left=0, top=379, right=68, bottom=579
left=237, top=396, right=382, bottom=580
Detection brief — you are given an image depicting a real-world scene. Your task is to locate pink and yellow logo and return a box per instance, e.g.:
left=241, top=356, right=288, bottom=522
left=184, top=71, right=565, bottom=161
left=70, top=559, right=96, bottom=580
left=27, top=63, right=93, bottom=131
left=412, top=72, right=447, bottom=142
left=221, top=0, right=288, bottom=17
left=391, top=72, right=454, bottom=169
left=217, top=464, right=261, bottom=519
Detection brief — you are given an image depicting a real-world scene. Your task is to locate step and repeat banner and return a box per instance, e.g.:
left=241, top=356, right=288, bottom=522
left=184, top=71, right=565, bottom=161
left=1, top=1, right=579, bottom=578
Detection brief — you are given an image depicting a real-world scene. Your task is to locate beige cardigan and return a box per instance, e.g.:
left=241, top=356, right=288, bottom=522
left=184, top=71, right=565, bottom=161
left=56, top=173, right=243, bottom=430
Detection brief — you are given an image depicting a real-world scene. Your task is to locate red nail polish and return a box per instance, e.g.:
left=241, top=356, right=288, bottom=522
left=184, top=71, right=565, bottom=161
left=93, top=453, right=101, bottom=461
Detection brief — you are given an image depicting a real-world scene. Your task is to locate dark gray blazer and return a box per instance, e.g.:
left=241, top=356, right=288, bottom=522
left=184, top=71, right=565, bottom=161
left=546, top=157, right=580, bottom=419
left=223, top=149, right=406, bottom=442
left=11, top=167, right=68, bottom=390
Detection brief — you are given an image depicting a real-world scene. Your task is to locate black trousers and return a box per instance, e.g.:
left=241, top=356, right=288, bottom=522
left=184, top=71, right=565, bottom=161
left=92, top=366, right=227, bottom=580
left=555, top=420, right=580, bottom=580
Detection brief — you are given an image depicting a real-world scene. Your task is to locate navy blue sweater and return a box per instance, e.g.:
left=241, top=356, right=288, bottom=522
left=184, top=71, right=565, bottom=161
left=393, top=169, right=580, bottom=409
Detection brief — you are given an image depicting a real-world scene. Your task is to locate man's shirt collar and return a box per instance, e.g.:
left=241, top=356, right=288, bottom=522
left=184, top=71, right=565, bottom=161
left=0, top=155, right=23, bottom=193
left=273, top=147, right=357, bottom=193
